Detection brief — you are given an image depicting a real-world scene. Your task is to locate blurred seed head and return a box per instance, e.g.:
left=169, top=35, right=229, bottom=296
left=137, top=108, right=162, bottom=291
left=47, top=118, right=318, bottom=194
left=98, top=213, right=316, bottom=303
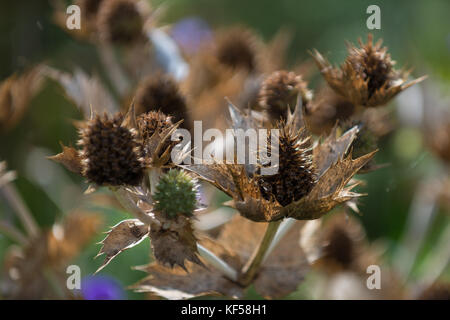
left=215, top=27, right=260, bottom=72
left=135, top=74, right=189, bottom=128
left=78, top=113, right=144, bottom=186
left=97, top=0, right=143, bottom=45
left=259, top=70, right=312, bottom=122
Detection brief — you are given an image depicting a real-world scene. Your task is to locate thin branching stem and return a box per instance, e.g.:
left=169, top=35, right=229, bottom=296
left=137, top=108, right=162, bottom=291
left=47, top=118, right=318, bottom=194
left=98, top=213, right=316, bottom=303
left=197, top=244, right=238, bottom=282
left=1, top=184, right=39, bottom=238
left=0, top=221, right=28, bottom=246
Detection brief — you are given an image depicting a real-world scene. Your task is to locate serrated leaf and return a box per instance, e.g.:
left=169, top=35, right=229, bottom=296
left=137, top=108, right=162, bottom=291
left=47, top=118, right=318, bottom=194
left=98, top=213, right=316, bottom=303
left=131, top=237, right=243, bottom=299
left=149, top=214, right=203, bottom=270
left=95, top=219, right=149, bottom=273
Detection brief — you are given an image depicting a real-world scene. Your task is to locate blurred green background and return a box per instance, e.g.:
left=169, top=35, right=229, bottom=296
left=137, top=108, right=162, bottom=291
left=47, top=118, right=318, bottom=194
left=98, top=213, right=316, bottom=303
left=0, top=0, right=449, bottom=299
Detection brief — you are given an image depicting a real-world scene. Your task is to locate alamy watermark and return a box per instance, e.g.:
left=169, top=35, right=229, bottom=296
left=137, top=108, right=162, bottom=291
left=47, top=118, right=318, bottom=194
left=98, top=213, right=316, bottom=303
left=170, top=121, right=280, bottom=176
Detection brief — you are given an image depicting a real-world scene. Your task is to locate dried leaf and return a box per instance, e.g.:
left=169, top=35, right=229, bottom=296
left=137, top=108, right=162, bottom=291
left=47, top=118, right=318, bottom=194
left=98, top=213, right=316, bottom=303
left=48, top=143, right=83, bottom=175
left=95, top=219, right=149, bottom=273
left=131, top=237, right=243, bottom=299
left=313, top=126, right=359, bottom=177
left=282, top=151, right=376, bottom=220
left=149, top=214, right=203, bottom=270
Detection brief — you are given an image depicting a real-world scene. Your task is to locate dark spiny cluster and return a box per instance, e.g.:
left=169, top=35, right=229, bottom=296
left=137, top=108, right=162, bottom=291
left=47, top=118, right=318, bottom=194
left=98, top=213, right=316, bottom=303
left=257, top=124, right=317, bottom=206
left=137, top=110, right=173, bottom=141
left=79, top=113, right=144, bottom=186
left=346, top=37, right=396, bottom=99
left=135, top=75, right=188, bottom=126
left=259, top=70, right=311, bottom=121
left=215, top=28, right=258, bottom=72
left=324, top=226, right=354, bottom=268
left=97, top=0, right=143, bottom=44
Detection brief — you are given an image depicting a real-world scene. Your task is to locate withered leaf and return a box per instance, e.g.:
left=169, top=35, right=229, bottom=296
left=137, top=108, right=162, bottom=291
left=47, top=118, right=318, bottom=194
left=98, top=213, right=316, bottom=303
left=95, top=219, right=149, bottom=273
left=149, top=214, right=203, bottom=270
left=131, top=237, right=244, bottom=300
left=48, top=143, right=82, bottom=175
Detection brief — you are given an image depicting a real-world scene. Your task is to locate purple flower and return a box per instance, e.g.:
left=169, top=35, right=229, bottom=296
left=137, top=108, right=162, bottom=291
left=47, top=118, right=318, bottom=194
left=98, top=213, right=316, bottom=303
left=170, top=17, right=213, bottom=55
left=81, top=275, right=125, bottom=300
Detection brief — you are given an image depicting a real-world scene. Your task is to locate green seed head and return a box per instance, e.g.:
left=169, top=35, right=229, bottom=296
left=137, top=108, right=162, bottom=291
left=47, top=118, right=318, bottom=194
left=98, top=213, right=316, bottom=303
left=153, top=169, right=198, bottom=219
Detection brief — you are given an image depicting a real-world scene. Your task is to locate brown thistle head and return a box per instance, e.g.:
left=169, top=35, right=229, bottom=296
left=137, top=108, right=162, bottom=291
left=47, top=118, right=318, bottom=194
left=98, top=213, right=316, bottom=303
left=76, top=0, right=104, bottom=31
left=311, top=34, right=426, bottom=107
left=136, top=110, right=176, bottom=164
left=135, top=74, right=189, bottom=128
left=78, top=113, right=144, bottom=186
left=97, top=0, right=143, bottom=45
left=259, top=70, right=312, bottom=122
left=215, top=27, right=260, bottom=72
left=257, top=122, right=317, bottom=207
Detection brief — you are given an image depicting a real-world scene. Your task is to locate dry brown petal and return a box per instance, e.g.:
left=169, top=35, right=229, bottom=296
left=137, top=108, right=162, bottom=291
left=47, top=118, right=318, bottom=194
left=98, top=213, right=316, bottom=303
left=149, top=214, right=202, bottom=270
left=313, top=126, right=359, bottom=177
left=131, top=237, right=244, bottom=299
left=95, top=219, right=149, bottom=273
left=48, top=143, right=83, bottom=175
left=282, top=151, right=376, bottom=220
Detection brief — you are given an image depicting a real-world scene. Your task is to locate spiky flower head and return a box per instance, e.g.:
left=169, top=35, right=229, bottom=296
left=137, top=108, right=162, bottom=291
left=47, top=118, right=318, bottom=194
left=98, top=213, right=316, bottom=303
left=257, top=122, right=317, bottom=207
left=311, top=34, right=426, bottom=107
left=97, top=0, right=143, bottom=45
left=259, top=70, right=312, bottom=121
left=137, top=110, right=173, bottom=142
left=153, top=170, right=198, bottom=219
left=215, top=27, right=259, bottom=72
left=135, top=74, right=188, bottom=126
left=78, top=113, right=144, bottom=186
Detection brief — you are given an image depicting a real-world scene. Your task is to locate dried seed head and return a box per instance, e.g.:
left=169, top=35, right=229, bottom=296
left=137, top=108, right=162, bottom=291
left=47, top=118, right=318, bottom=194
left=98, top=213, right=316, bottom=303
left=79, top=113, right=144, bottom=186
left=257, top=123, right=317, bottom=207
left=137, top=110, right=175, bottom=160
left=259, top=70, right=312, bottom=121
left=428, top=121, right=450, bottom=164
left=137, top=110, right=173, bottom=141
left=135, top=74, right=188, bottom=126
left=324, top=226, right=354, bottom=268
left=215, top=27, right=259, bottom=72
left=312, top=34, right=426, bottom=107
left=76, top=0, right=104, bottom=23
left=153, top=170, right=198, bottom=219
left=97, top=0, right=143, bottom=45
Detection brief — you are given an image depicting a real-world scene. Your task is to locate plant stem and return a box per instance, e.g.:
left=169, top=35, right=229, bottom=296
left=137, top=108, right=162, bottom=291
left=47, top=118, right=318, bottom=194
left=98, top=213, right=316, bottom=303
left=197, top=243, right=238, bottom=282
left=1, top=184, right=39, bottom=238
left=239, top=220, right=282, bottom=286
left=0, top=221, right=28, bottom=245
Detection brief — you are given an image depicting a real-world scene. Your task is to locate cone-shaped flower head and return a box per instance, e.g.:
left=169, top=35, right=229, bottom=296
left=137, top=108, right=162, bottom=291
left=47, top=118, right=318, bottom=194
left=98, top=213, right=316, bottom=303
left=259, top=70, right=312, bottom=122
left=153, top=169, right=198, bottom=219
left=78, top=113, right=144, bottom=186
left=311, top=34, right=426, bottom=107
left=257, top=122, right=317, bottom=206
left=97, top=0, right=143, bottom=45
